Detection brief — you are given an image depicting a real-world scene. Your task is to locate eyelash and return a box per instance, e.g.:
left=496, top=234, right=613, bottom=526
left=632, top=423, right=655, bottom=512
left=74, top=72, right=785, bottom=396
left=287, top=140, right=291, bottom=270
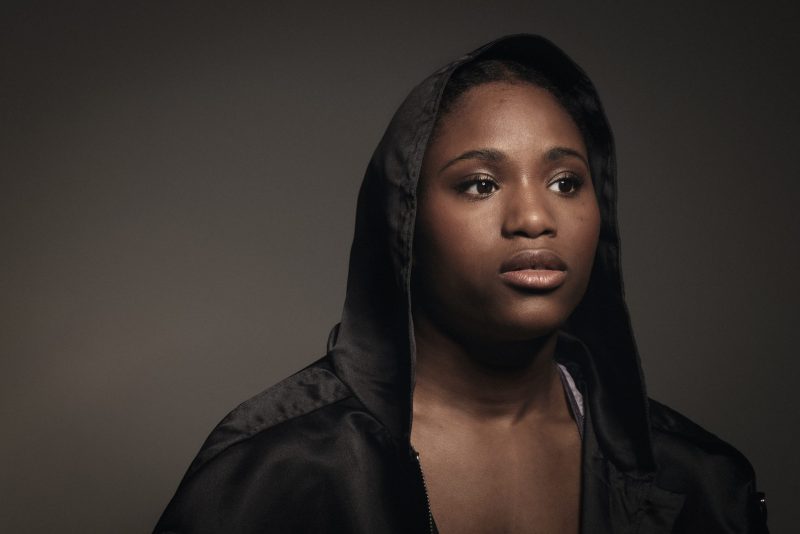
left=547, top=172, right=585, bottom=196
left=456, top=175, right=499, bottom=198
left=455, top=172, right=586, bottom=198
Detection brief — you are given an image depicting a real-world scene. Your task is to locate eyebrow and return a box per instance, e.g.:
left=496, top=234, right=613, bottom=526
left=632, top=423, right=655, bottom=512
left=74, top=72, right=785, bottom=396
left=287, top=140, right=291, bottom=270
left=438, top=148, right=505, bottom=173
left=545, top=146, right=589, bottom=168
left=438, top=146, right=589, bottom=173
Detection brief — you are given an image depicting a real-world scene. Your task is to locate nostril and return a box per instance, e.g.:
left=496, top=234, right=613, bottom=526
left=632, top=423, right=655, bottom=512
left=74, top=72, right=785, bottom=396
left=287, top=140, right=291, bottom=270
left=502, top=208, right=557, bottom=239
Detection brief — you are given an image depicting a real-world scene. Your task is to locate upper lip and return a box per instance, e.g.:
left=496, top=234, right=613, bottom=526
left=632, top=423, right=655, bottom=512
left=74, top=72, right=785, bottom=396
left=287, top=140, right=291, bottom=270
left=500, top=249, right=567, bottom=273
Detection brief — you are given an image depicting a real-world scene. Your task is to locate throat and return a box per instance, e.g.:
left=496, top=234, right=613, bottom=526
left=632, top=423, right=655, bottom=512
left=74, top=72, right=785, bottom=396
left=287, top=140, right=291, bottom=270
left=410, top=342, right=583, bottom=534
left=412, top=317, right=565, bottom=424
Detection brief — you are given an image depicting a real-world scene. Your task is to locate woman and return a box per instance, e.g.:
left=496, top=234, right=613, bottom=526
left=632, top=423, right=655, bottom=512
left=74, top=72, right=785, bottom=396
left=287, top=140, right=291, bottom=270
left=155, top=34, right=768, bottom=533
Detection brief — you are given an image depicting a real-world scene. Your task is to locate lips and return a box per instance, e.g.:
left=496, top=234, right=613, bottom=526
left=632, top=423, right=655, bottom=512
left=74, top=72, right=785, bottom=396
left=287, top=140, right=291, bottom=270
left=499, top=249, right=568, bottom=290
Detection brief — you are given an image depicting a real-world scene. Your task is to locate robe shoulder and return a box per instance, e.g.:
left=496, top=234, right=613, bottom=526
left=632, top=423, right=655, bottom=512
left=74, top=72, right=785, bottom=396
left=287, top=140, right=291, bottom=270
left=647, top=398, right=768, bottom=533
left=153, top=357, right=404, bottom=534
left=183, top=357, right=353, bottom=478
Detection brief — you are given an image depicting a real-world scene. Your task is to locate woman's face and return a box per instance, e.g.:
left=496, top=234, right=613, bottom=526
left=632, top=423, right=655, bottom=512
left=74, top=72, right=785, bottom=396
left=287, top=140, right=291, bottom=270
left=413, top=81, right=601, bottom=344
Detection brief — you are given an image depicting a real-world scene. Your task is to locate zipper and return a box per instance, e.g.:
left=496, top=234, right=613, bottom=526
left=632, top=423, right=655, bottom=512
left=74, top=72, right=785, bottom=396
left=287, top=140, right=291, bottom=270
left=413, top=449, right=434, bottom=534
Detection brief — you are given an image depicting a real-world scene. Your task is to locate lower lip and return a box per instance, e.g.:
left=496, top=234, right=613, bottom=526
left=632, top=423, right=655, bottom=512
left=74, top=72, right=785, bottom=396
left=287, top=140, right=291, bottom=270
left=500, top=269, right=566, bottom=290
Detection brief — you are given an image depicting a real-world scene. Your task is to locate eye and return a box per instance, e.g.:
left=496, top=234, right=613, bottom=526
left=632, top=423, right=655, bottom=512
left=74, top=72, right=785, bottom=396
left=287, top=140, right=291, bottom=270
left=547, top=173, right=584, bottom=195
left=457, top=175, right=499, bottom=198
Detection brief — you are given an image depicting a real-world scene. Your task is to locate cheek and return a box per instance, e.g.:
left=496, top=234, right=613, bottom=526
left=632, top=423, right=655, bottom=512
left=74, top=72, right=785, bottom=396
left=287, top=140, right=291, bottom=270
left=562, top=201, right=601, bottom=273
left=413, top=201, right=503, bottom=323
left=416, top=198, right=498, bottom=273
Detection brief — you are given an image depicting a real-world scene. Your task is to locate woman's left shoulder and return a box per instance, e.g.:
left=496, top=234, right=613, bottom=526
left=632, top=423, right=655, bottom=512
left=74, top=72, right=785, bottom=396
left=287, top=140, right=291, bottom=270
left=646, top=398, right=769, bottom=532
left=647, top=397, right=754, bottom=477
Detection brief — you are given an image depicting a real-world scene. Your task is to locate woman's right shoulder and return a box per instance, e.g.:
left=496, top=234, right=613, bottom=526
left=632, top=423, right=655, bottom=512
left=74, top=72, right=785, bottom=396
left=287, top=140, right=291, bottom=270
left=183, top=356, right=355, bottom=477
left=154, top=356, right=396, bottom=533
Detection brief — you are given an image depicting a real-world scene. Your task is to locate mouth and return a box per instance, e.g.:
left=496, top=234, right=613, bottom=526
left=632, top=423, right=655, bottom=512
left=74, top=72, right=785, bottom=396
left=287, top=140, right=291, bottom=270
left=499, top=249, right=568, bottom=291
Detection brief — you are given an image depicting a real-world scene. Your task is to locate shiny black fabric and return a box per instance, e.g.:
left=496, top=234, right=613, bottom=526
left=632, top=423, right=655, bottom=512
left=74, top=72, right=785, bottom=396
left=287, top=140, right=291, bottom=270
left=155, top=35, right=769, bottom=533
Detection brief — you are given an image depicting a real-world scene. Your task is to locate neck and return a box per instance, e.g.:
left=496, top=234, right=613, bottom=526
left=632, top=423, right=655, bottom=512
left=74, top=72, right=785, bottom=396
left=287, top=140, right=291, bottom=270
left=412, top=310, right=563, bottom=425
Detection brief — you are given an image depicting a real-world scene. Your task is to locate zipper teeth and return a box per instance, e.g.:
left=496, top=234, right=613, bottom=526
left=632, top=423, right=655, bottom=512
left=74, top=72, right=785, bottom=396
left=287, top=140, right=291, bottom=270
left=415, top=452, right=434, bottom=534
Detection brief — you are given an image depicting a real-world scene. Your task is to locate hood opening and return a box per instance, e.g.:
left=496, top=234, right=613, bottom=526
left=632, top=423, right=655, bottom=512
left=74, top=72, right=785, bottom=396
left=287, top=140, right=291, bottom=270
left=329, top=34, right=655, bottom=474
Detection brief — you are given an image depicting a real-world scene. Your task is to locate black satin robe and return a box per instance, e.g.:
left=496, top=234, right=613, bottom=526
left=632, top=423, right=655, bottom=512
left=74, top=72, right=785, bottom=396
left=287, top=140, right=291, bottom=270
left=155, top=35, right=769, bottom=533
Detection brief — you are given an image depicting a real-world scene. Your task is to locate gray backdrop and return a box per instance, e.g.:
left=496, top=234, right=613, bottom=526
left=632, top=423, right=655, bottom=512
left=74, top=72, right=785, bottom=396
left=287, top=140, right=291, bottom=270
left=2, top=1, right=797, bottom=532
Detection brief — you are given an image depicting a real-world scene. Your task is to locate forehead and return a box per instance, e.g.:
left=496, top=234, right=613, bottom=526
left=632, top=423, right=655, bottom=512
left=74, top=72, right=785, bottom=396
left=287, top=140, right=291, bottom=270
left=427, top=81, right=587, bottom=161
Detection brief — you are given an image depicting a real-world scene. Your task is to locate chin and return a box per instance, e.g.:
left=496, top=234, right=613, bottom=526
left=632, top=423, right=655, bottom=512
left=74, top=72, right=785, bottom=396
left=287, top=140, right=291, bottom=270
left=470, top=306, right=568, bottom=344
left=505, top=295, right=574, bottom=330
left=494, top=320, right=562, bottom=342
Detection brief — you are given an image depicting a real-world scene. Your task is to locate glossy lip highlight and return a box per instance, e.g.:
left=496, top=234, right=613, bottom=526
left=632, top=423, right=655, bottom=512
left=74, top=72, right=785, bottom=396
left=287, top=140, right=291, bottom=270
left=499, top=249, right=568, bottom=291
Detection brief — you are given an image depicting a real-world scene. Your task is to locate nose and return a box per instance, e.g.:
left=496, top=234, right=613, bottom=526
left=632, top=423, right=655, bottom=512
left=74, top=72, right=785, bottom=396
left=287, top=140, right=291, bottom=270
left=500, top=183, right=557, bottom=239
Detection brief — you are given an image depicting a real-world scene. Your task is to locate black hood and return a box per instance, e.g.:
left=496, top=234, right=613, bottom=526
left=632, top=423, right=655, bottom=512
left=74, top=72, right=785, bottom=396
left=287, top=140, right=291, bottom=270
left=328, top=34, right=654, bottom=475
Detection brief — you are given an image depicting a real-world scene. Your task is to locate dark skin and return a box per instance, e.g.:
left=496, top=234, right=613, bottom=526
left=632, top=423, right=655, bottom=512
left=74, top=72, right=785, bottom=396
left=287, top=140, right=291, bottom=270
left=410, top=82, right=601, bottom=533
